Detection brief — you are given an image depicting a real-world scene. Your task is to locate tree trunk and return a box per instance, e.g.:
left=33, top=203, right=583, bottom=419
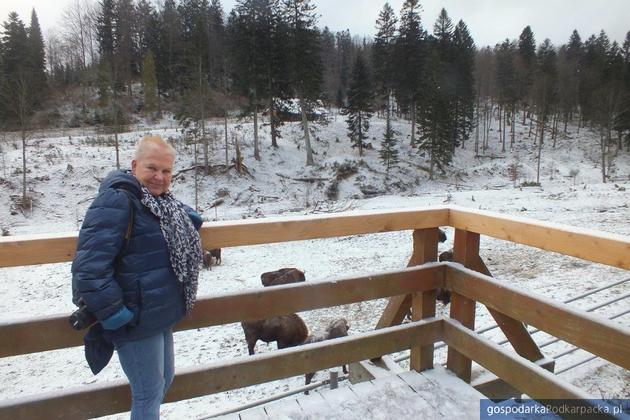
left=253, top=103, right=260, bottom=161
left=21, top=130, right=27, bottom=206
left=299, top=96, right=314, bottom=166
left=194, top=136, right=199, bottom=211
left=410, top=101, right=416, bottom=147
left=224, top=111, right=229, bottom=172
left=536, top=114, right=545, bottom=185
left=600, top=126, right=607, bottom=183
left=270, top=98, right=278, bottom=148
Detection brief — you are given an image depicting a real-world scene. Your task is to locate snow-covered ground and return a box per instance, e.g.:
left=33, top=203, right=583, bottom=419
left=0, top=111, right=628, bottom=419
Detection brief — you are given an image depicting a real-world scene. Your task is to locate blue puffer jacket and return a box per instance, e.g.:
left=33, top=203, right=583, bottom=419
left=72, top=170, right=202, bottom=343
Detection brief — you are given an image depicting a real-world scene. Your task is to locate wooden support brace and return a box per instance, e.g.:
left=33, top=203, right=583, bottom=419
left=447, top=229, right=479, bottom=382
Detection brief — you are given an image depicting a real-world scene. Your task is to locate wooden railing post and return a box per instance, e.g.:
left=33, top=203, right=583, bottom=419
left=447, top=229, right=479, bottom=382
left=377, top=228, right=440, bottom=330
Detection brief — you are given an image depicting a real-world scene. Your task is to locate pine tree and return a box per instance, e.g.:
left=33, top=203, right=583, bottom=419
left=395, top=0, right=426, bottom=146
left=495, top=39, right=517, bottom=151
left=342, top=51, right=374, bottom=156
left=281, top=0, right=323, bottom=166
left=374, top=3, right=399, bottom=177
left=452, top=20, right=476, bottom=149
left=516, top=26, right=536, bottom=116
left=416, top=45, right=453, bottom=178
left=379, top=96, right=400, bottom=177
left=373, top=3, right=397, bottom=102
left=27, top=10, right=47, bottom=106
left=532, top=39, right=558, bottom=184
left=142, top=51, right=159, bottom=115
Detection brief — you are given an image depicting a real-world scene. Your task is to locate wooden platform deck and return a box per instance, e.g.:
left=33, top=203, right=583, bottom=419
left=213, top=366, right=484, bottom=419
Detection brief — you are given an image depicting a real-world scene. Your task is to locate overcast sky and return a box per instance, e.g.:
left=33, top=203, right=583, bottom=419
left=1, top=0, right=629, bottom=48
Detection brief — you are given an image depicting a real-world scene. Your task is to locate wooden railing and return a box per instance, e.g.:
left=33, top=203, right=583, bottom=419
left=0, top=205, right=628, bottom=419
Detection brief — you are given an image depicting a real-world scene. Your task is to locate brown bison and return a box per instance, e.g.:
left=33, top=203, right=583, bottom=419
left=436, top=249, right=453, bottom=304
left=241, top=314, right=308, bottom=355
left=203, top=248, right=222, bottom=268
left=260, top=267, right=305, bottom=287
left=303, top=318, right=350, bottom=392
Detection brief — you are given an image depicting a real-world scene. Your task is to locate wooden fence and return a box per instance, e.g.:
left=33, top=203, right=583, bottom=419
left=0, top=205, right=628, bottom=419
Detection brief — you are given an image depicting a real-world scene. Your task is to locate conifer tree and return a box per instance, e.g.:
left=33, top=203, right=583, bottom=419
left=532, top=39, right=558, bottom=184
left=416, top=45, right=453, bottom=178
left=342, top=51, right=374, bottom=156
left=373, top=3, right=397, bottom=105
left=374, top=3, right=399, bottom=176
left=516, top=26, right=536, bottom=118
left=395, top=0, right=426, bottom=146
left=452, top=20, right=476, bottom=149
left=142, top=51, right=159, bottom=115
left=281, top=0, right=323, bottom=166
left=27, top=10, right=47, bottom=106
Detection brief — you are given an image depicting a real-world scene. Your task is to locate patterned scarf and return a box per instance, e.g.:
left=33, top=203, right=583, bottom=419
left=140, top=186, right=203, bottom=313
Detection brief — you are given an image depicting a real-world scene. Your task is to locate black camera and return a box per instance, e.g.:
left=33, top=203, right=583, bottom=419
left=68, top=298, right=97, bottom=330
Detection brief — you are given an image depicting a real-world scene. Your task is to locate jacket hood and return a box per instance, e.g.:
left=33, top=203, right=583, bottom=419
left=99, top=170, right=142, bottom=196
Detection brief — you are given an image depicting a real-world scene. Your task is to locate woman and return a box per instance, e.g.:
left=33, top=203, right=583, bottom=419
left=72, top=135, right=203, bottom=419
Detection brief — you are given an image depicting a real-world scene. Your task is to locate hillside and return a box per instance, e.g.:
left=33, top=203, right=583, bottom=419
left=0, top=112, right=629, bottom=418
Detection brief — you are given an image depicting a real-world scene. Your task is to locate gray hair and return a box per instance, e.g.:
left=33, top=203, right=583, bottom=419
left=134, top=135, right=176, bottom=160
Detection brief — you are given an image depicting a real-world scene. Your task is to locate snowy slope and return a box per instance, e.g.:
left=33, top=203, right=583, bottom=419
left=0, top=111, right=628, bottom=419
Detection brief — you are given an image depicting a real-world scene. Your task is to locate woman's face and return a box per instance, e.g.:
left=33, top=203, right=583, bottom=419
left=131, top=145, right=174, bottom=196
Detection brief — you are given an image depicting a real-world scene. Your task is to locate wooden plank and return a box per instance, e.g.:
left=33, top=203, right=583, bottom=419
left=448, top=205, right=630, bottom=270
left=237, top=406, right=269, bottom=420
left=445, top=264, right=630, bottom=370
left=295, top=390, right=332, bottom=412
left=361, top=374, right=433, bottom=418
left=0, top=232, right=77, bottom=267
left=0, top=320, right=443, bottom=420
left=0, top=208, right=448, bottom=268
left=376, top=228, right=441, bottom=330
left=0, top=378, right=131, bottom=420
left=472, top=358, right=555, bottom=400
left=199, top=208, right=449, bottom=249
left=0, top=265, right=443, bottom=357
left=262, top=398, right=301, bottom=419
left=399, top=369, right=479, bottom=418
left=418, top=366, right=484, bottom=415
left=471, top=256, right=544, bottom=362
left=447, top=230, right=478, bottom=383
left=442, top=318, right=591, bottom=400
left=211, top=412, right=242, bottom=420
left=316, top=386, right=362, bottom=418
left=409, top=228, right=440, bottom=371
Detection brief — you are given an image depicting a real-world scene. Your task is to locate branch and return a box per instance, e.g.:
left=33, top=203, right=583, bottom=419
left=275, top=173, right=330, bottom=182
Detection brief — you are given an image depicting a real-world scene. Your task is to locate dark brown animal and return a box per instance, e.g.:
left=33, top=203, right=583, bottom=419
left=241, top=314, right=308, bottom=355
left=260, top=268, right=305, bottom=287
left=303, top=318, right=350, bottom=392
left=438, top=228, right=447, bottom=243
left=436, top=249, right=453, bottom=304
left=203, top=248, right=222, bottom=268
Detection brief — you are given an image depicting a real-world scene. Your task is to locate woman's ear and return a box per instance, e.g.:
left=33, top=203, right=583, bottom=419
left=131, top=160, right=137, bottom=175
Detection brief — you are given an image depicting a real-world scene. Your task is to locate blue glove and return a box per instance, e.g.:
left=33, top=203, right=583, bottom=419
left=101, top=306, right=134, bottom=330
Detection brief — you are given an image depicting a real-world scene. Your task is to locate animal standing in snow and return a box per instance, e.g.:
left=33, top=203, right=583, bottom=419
left=241, top=268, right=309, bottom=354
left=302, top=318, right=350, bottom=392
left=202, top=248, right=221, bottom=268
left=241, top=314, right=308, bottom=355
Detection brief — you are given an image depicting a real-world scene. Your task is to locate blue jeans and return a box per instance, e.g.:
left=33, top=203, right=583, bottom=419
left=116, top=329, right=175, bottom=420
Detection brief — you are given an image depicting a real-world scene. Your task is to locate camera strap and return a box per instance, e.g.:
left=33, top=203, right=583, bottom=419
left=117, top=188, right=135, bottom=250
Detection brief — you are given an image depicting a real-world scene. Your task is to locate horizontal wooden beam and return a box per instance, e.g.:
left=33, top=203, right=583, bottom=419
left=444, top=264, right=630, bottom=370
left=199, top=207, right=449, bottom=249
left=448, top=205, right=630, bottom=270
left=0, top=319, right=443, bottom=420
left=0, top=207, right=449, bottom=267
left=0, top=265, right=444, bottom=357
left=442, top=318, right=590, bottom=400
